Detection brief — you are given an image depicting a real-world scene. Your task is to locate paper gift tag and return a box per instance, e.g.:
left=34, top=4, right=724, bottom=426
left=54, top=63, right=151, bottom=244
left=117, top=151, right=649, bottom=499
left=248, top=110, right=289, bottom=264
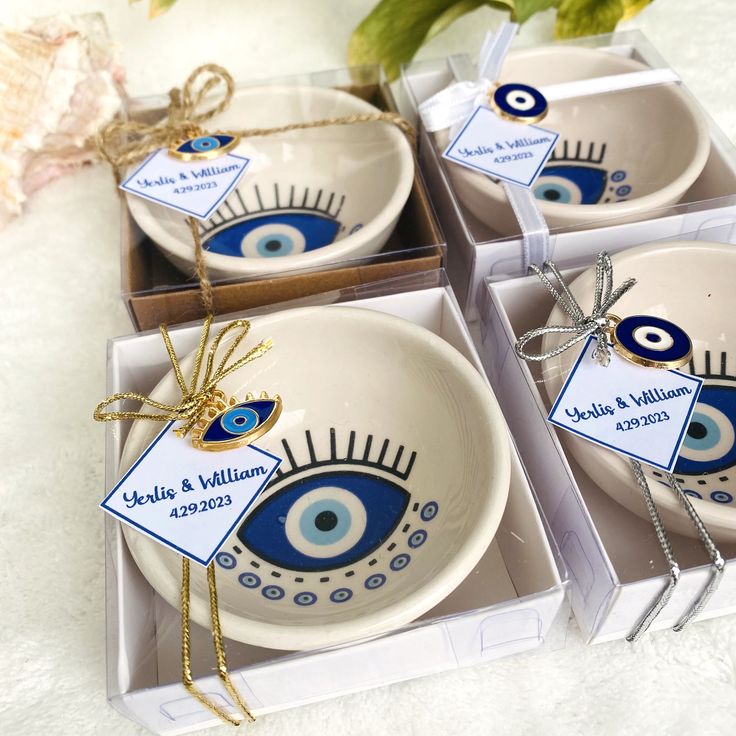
left=120, top=148, right=250, bottom=220
left=548, top=336, right=704, bottom=471
left=102, top=421, right=281, bottom=566
left=442, top=105, right=559, bottom=189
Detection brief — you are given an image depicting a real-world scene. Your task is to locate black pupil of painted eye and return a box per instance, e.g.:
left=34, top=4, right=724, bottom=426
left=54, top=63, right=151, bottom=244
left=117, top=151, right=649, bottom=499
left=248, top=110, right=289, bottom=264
left=234, top=416, right=246, bottom=425
left=544, top=189, right=561, bottom=201
left=688, top=422, right=708, bottom=440
left=265, top=240, right=282, bottom=252
left=314, top=510, right=338, bottom=532
left=646, top=332, right=662, bottom=343
left=515, top=96, right=525, bottom=103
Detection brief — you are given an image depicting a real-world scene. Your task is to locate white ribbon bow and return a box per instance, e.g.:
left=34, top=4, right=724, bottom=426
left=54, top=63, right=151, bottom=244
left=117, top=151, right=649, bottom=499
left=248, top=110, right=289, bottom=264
left=418, top=23, right=518, bottom=133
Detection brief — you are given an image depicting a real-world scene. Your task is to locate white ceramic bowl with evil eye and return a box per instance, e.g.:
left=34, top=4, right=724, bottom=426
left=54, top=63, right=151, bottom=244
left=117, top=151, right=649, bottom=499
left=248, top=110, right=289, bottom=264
left=119, top=306, right=511, bottom=650
left=125, top=86, right=415, bottom=280
left=433, top=46, right=710, bottom=236
left=541, top=241, right=736, bottom=542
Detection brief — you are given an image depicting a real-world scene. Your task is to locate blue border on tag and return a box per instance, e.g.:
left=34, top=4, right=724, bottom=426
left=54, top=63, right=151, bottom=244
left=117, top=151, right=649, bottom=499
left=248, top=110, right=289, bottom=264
left=547, top=336, right=704, bottom=472
left=101, top=421, right=282, bottom=566
left=442, top=107, right=560, bottom=188
left=120, top=151, right=251, bottom=220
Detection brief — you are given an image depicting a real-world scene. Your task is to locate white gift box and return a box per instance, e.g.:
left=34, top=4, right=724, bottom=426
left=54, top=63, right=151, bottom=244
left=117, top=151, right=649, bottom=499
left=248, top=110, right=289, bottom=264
left=477, top=242, right=736, bottom=644
left=397, top=30, right=736, bottom=320
left=103, top=270, right=565, bottom=734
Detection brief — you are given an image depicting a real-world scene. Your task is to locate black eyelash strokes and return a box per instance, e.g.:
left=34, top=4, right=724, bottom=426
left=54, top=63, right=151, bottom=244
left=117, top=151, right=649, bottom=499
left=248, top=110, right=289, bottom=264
left=688, top=350, right=736, bottom=381
left=548, top=140, right=607, bottom=165
left=272, top=429, right=417, bottom=486
left=198, top=183, right=346, bottom=237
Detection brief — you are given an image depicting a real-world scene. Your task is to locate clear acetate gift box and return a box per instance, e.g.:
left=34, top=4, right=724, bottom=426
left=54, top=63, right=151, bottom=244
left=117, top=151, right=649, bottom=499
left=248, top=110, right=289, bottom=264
left=397, top=30, right=736, bottom=319
left=103, top=269, right=566, bottom=734
left=120, top=64, right=446, bottom=331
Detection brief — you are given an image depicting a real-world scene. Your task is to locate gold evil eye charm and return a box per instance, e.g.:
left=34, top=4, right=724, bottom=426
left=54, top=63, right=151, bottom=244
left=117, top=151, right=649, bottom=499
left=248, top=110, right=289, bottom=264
left=489, top=82, right=549, bottom=124
left=609, top=314, right=693, bottom=370
left=169, top=133, right=240, bottom=162
left=191, top=389, right=282, bottom=452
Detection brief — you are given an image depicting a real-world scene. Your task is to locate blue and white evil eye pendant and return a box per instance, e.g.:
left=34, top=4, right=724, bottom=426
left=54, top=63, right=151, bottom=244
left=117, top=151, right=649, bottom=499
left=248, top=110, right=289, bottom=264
left=169, top=133, right=240, bottom=162
left=489, top=83, right=548, bottom=124
left=609, top=314, right=692, bottom=370
left=190, top=389, right=282, bottom=452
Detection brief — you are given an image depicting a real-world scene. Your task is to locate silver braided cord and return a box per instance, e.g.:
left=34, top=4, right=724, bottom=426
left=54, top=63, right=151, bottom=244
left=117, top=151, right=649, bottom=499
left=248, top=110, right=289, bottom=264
left=514, top=252, right=636, bottom=365
left=626, top=459, right=680, bottom=642
left=665, top=473, right=726, bottom=631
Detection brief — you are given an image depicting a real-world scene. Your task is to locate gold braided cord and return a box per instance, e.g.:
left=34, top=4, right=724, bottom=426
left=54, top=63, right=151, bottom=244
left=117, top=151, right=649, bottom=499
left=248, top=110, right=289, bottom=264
left=181, top=559, right=245, bottom=726
left=206, top=563, right=256, bottom=723
left=96, top=63, right=415, bottom=184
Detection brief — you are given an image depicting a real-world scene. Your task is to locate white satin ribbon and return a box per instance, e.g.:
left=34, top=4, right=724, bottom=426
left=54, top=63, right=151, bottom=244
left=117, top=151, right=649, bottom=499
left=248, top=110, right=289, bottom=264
left=418, top=33, right=682, bottom=133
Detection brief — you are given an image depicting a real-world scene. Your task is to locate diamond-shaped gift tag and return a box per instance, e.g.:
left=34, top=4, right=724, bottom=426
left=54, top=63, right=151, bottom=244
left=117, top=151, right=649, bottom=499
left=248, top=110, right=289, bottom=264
left=102, top=421, right=281, bottom=566
left=120, top=149, right=250, bottom=220
left=442, top=106, right=558, bottom=188
left=548, top=336, right=704, bottom=472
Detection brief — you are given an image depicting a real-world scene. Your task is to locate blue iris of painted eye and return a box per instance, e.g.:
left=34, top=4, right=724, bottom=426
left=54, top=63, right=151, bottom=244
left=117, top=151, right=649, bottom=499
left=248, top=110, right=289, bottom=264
left=237, top=470, right=410, bottom=572
left=534, top=165, right=608, bottom=205
left=195, top=396, right=281, bottom=451
left=174, top=134, right=238, bottom=157
left=676, top=384, right=736, bottom=475
left=203, top=212, right=341, bottom=259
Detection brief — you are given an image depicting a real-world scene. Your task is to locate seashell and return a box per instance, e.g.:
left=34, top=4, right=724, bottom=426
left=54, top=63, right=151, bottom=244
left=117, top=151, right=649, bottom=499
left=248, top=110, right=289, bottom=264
left=0, top=13, right=125, bottom=227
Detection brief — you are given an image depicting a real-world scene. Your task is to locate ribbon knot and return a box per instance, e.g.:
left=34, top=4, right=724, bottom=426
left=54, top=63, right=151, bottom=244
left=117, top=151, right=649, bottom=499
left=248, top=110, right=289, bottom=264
left=93, top=314, right=273, bottom=435
left=514, top=251, right=636, bottom=366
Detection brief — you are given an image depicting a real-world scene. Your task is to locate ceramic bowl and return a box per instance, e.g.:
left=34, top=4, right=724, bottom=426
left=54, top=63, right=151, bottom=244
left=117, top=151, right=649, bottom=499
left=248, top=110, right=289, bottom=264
left=541, top=241, right=736, bottom=542
left=119, top=307, right=511, bottom=650
left=434, top=47, right=710, bottom=235
left=126, top=86, right=415, bottom=280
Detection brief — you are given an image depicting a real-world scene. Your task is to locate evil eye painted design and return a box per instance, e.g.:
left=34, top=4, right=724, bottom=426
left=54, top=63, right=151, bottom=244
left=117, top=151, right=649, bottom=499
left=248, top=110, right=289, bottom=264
left=193, top=394, right=282, bottom=451
left=216, top=552, right=236, bottom=570
left=534, top=142, right=632, bottom=206
left=219, top=430, right=439, bottom=606
left=237, top=470, right=410, bottom=572
left=171, top=134, right=239, bottom=161
left=262, top=585, right=285, bottom=600
left=199, top=183, right=346, bottom=259
left=613, top=315, right=692, bottom=368
left=238, top=572, right=261, bottom=589
left=491, top=83, right=548, bottom=123
left=656, top=351, right=736, bottom=507
left=390, top=553, right=411, bottom=571
left=534, top=166, right=607, bottom=205
left=294, top=591, right=318, bottom=606
left=329, top=588, right=353, bottom=603
left=365, top=573, right=387, bottom=590
left=677, top=385, right=736, bottom=476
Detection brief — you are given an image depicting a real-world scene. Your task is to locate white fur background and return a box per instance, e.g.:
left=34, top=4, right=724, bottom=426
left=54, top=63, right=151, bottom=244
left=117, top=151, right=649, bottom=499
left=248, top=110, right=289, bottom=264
left=1, top=1, right=736, bottom=734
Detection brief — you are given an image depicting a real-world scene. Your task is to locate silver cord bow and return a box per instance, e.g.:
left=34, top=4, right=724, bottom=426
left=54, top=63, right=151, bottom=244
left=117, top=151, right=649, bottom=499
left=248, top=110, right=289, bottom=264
left=514, top=251, right=636, bottom=366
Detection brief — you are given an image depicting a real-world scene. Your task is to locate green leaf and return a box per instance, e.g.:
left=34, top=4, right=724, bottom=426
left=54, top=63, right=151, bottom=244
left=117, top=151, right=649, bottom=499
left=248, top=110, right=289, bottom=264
left=148, top=0, right=179, bottom=18
left=621, top=0, right=652, bottom=20
left=348, top=0, right=515, bottom=82
left=554, top=0, right=624, bottom=38
left=511, top=0, right=559, bottom=24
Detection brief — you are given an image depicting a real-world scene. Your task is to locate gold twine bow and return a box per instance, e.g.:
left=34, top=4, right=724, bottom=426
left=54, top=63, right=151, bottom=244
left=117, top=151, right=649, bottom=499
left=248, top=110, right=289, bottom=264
left=96, top=63, right=416, bottom=185
left=96, top=315, right=272, bottom=726
left=94, top=314, right=271, bottom=437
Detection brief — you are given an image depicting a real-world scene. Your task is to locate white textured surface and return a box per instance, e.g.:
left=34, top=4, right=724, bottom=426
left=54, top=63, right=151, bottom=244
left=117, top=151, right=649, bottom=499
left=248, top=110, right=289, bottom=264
left=1, top=1, right=736, bottom=734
